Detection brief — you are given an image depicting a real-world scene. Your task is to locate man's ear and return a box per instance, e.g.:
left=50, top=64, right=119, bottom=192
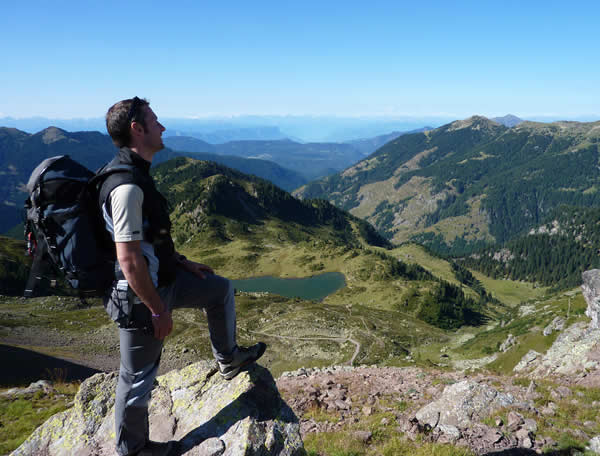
left=130, top=120, right=145, bottom=139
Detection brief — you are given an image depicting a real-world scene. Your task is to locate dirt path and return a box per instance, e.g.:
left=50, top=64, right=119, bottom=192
left=250, top=330, right=362, bottom=366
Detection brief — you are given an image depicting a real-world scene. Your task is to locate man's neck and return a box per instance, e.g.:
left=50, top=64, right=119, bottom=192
left=128, top=146, right=154, bottom=163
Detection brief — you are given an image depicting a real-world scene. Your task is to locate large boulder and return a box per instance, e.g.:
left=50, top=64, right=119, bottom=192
left=415, top=380, right=514, bottom=430
left=11, top=361, right=304, bottom=456
left=582, top=269, right=600, bottom=329
left=515, top=322, right=600, bottom=378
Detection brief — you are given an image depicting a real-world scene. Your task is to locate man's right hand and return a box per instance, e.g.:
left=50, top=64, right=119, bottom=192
left=151, top=311, right=173, bottom=340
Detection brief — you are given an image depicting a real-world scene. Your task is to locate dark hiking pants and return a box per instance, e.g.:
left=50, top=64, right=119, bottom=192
left=114, top=267, right=236, bottom=456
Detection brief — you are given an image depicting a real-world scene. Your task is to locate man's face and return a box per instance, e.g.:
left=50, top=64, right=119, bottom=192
left=140, top=106, right=165, bottom=153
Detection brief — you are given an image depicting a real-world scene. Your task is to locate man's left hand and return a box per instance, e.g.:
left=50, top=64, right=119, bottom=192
left=180, top=259, right=214, bottom=279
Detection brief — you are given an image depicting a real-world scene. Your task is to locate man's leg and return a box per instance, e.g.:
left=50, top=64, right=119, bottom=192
left=115, top=327, right=163, bottom=456
left=160, top=268, right=236, bottom=362
left=161, top=267, right=265, bottom=378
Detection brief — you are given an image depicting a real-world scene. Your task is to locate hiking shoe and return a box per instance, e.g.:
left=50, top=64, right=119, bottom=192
left=137, top=440, right=178, bottom=456
left=218, top=342, right=267, bottom=380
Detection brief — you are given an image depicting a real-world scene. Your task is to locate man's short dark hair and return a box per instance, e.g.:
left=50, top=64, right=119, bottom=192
left=105, top=97, right=150, bottom=147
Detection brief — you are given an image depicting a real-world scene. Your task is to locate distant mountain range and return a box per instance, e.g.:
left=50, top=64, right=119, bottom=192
left=0, top=115, right=449, bottom=143
left=296, top=116, right=600, bottom=255
left=163, top=128, right=428, bottom=181
left=0, top=127, right=306, bottom=233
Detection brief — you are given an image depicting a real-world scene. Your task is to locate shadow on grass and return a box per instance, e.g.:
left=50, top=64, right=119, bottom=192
left=0, top=344, right=100, bottom=386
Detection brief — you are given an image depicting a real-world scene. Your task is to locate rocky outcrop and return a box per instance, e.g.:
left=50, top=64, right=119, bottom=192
left=543, top=316, right=566, bottom=336
left=514, top=322, right=600, bottom=379
left=414, top=380, right=514, bottom=430
left=0, top=380, right=54, bottom=398
left=11, top=361, right=304, bottom=456
left=499, top=333, right=516, bottom=352
left=513, top=270, right=600, bottom=385
left=582, top=269, right=600, bottom=329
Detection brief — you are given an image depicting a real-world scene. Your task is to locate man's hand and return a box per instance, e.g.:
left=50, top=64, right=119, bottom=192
left=180, top=259, right=214, bottom=279
left=151, top=311, right=173, bottom=340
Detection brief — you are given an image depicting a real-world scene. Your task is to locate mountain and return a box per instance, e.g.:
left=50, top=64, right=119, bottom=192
left=345, top=127, right=432, bottom=156
left=460, top=205, right=600, bottom=290
left=0, top=128, right=307, bottom=233
left=162, top=135, right=214, bottom=152
left=295, top=116, right=600, bottom=255
left=213, top=139, right=364, bottom=181
left=165, top=126, right=289, bottom=143
left=491, top=114, right=524, bottom=127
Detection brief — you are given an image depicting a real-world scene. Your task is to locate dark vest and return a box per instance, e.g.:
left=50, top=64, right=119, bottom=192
left=99, top=147, right=177, bottom=287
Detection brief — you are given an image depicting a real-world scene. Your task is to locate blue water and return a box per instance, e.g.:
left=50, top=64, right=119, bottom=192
left=232, top=272, right=346, bottom=301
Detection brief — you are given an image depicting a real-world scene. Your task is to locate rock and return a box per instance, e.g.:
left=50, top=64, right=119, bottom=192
left=485, top=428, right=503, bottom=444
left=495, top=417, right=503, bottom=427
left=415, top=380, right=514, bottom=429
left=0, top=380, right=54, bottom=398
left=526, top=322, right=600, bottom=378
left=514, top=350, right=541, bottom=372
left=334, top=399, right=349, bottom=410
left=380, top=417, right=389, bottom=426
left=543, top=316, right=566, bottom=336
left=499, top=334, right=517, bottom=352
left=353, top=431, right=372, bottom=443
left=588, top=435, right=600, bottom=453
left=437, top=424, right=461, bottom=442
left=186, top=438, right=226, bottom=456
left=507, top=411, right=524, bottom=431
left=582, top=270, right=600, bottom=329
left=525, top=380, right=538, bottom=399
left=11, top=362, right=304, bottom=456
left=523, top=418, right=538, bottom=433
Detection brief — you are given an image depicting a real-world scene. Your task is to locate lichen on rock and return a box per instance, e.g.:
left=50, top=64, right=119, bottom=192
left=11, top=362, right=304, bottom=456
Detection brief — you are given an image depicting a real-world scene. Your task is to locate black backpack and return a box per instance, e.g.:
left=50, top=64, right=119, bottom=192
left=24, top=155, right=133, bottom=300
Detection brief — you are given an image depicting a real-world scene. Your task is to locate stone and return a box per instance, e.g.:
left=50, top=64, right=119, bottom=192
left=582, top=270, right=600, bottom=329
left=353, top=431, right=372, bottom=443
left=0, top=380, right=54, bottom=398
left=380, top=417, right=390, bottom=426
left=11, top=362, right=304, bottom=456
left=484, top=428, right=503, bottom=444
left=523, top=418, right=538, bottom=433
left=437, top=424, right=461, bottom=442
left=415, top=380, right=514, bottom=429
left=588, top=435, right=600, bottom=453
left=185, top=438, right=226, bottom=456
left=507, top=411, right=524, bottom=431
left=514, top=350, right=541, bottom=372
left=543, top=316, right=566, bottom=336
left=499, top=333, right=517, bottom=352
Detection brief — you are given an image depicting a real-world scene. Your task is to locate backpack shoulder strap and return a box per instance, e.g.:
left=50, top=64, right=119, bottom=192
left=94, top=164, right=138, bottom=210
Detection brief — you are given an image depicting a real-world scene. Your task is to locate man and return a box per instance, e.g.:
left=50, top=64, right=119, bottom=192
left=102, top=97, right=266, bottom=456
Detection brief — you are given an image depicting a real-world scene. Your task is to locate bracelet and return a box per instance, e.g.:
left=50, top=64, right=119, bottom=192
left=151, top=313, right=161, bottom=318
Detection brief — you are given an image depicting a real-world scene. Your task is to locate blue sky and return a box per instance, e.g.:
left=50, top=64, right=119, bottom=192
left=1, top=0, right=599, bottom=119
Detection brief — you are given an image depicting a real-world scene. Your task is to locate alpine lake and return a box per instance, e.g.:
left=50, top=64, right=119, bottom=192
left=231, top=272, right=346, bottom=301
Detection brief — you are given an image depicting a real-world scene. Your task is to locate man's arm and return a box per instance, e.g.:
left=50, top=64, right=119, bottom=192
left=116, top=241, right=173, bottom=340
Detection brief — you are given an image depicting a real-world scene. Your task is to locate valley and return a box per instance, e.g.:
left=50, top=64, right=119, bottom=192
left=3, top=116, right=600, bottom=455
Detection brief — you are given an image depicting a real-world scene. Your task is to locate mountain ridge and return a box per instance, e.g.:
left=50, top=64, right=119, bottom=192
left=295, top=116, right=600, bottom=255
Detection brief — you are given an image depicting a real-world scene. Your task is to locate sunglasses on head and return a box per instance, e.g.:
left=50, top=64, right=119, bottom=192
left=127, top=96, right=142, bottom=123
